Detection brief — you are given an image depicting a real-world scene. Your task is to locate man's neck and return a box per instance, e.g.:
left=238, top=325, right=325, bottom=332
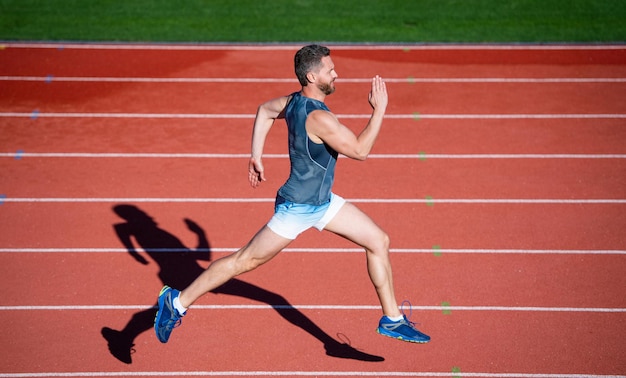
left=301, top=86, right=326, bottom=102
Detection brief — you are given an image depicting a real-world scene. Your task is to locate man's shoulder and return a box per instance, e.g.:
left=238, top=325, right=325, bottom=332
left=306, top=107, right=339, bottom=133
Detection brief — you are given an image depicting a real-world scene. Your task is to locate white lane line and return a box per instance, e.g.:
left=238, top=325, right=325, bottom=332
left=1, top=197, right=625, bottom=204
left=368, top=154, right=626, bottom=159
left=0, top=152, right=275, bottom=159
left=352, top=198, right=626, bottom=204
left=2, top=152, right=626, bottom=159
left=0, top=371, right=623, bottom=378
left=0, top=248, right=624, bottom=255
left=0, top=112, right=255, bottom=119
left=2, top=75, right=625, bottom=83
left=0, top=197, right=270, bottom=203
left=1, top=304, right=624, bottom=313
left=1, top=112, right=625, bottom=119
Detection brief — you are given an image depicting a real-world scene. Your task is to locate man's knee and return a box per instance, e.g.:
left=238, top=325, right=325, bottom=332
left=233, top=253, right=264, bottom=275
left=368, top=230, right=390, bottom=255
left=380, top=231, right=390, bottom=252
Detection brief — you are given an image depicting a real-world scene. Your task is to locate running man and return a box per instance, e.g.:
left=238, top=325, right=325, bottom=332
left=155, top=44, right=430, bottom=346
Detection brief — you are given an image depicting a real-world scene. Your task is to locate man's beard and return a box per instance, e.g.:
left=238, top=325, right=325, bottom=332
left=317, top=80, right=335, bottom=95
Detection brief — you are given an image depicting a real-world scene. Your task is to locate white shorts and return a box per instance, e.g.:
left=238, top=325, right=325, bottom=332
left=267, top=193, right=346, bottom=239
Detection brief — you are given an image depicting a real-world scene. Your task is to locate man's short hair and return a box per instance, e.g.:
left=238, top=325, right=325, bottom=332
left=294, top=45, right=331, bottom=86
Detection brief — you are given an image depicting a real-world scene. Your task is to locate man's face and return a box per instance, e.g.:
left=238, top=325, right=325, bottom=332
left=315, top=56, right=338, bottom=95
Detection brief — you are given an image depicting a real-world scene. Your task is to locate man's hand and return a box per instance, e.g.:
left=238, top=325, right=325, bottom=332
left=368, top=75, right=388, bottom=112
left=248, top=157, right=266, bottom=188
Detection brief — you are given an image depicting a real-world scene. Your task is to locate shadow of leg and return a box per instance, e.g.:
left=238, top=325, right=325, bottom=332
left=101, top=305, right=155, bottom=364
left=102, top=280, right=384, bottom=363
left=216, top=279, right=384, bottom=362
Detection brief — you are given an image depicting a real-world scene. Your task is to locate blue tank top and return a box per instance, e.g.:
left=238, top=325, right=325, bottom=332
left=277, top=92, right=338, bottom=205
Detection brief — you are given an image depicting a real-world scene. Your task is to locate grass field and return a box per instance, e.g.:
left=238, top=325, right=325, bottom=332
left=1, top=0, right=625, bottom=43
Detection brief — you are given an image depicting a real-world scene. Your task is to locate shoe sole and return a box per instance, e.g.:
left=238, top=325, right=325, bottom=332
left=376, top=328, right=430, bottom=344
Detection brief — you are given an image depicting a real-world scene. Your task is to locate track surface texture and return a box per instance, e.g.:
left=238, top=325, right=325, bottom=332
left=1, top=43, right=625, bottom=377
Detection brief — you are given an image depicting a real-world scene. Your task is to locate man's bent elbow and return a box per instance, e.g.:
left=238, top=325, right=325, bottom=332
left=344, top=151, right=368, bottom=161
left=352, top=148, right=371, bottom=161
left=338, top=143, right=372, bottom=161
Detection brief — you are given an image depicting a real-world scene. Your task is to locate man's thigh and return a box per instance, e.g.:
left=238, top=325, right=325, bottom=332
left=238, top=225, right=293, bottom=266
left=323, top=201, right=386, bottom=250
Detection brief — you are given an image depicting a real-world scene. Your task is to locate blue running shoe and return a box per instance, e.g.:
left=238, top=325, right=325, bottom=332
left=377, top=315, right=430, bottom=343
left=154, top=285, right=185, bottom=343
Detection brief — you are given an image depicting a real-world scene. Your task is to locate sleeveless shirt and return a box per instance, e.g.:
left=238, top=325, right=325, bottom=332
left=277, top=92, right=338, bottom=205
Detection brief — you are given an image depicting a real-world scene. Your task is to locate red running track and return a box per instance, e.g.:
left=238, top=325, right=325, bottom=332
left=0, top=43, right=625, bottom=377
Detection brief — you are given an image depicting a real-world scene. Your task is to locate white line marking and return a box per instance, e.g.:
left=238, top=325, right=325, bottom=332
left=1, top=152, right=625, bottom=159
left=369, top=154, right=626, bottom=159
left=2, top=373, right=625, bottom=378
left=0, top=112, right=256, bottom=119
left=0, top=76, right=296, bottom=83
left=0, top=152, right=275, bottom=159
left=402, top=77, right=626, bottom=83
left=1, top=304, right=624, bottom=313
left=2, top=75, right=625, bottom=83
left=0, top=372, right=623, bottom=378
left=2, top=197, right=625, bottom=204
left=352, top=198, right=626, bottom=204
left=0, top=248, right=624, bottom=255
left=1, top=112, right=625, bottom=119
left=0, top=197, right=271, bottom=203
left=407, top=114, right=626, bottom=119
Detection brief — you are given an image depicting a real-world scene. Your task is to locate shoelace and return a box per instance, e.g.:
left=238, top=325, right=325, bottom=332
left=400, top=300, right=420, bottom=328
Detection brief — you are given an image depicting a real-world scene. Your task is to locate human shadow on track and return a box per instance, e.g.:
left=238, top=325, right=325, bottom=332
left=101, top=204, right=384, bottom=364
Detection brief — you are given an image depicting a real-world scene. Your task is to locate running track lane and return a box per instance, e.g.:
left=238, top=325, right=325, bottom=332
left=2, top=157, right=625, bottom=199
left=0, top=44, right=625, bottom=377
left=1, top=80, right=625, bottom=114
left=0, top=202, right=625, bottom=250
left=1, top=118, right=626, bottom=155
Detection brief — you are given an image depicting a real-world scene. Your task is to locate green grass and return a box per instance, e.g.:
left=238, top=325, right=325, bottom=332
left=1, top=0, right=625, bottom=43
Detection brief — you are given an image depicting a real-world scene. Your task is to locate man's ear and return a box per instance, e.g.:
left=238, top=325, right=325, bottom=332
left=306, top=72, right=315, bottom=84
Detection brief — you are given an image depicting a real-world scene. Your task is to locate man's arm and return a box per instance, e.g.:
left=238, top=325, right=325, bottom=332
left=249, top=95, right=291, bottom=188
left=308, top=75, right=387, bottom=161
